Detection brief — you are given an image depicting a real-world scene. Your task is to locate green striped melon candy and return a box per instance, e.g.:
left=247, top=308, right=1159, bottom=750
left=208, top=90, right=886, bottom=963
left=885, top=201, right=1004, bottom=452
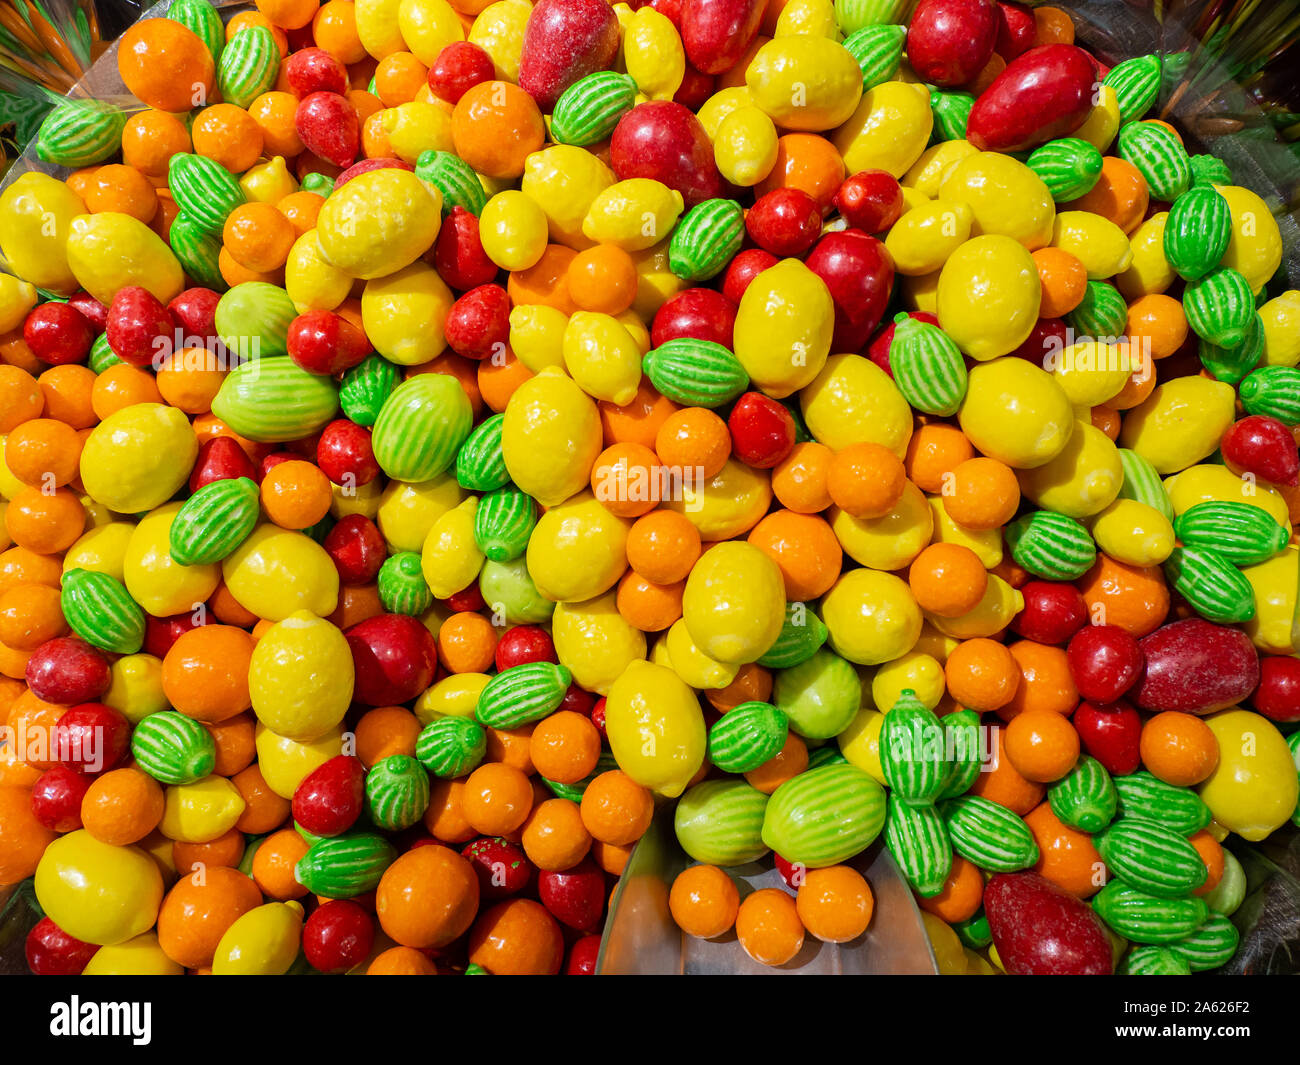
left=1183, top=267, right=1255, bottom=348
left=168, top=153, right=246, bottom=234
left=761, top=764, right=887, bottom=868
left=1096, top=819, right=1207, bottom=898
left=1103, top=54, right=1161, bottom=124
left=373, top=373, right=474, bottom=482
left=377, top=551, right=432, bottom=615
left=1026, top=137, right=1104, bottom=202
left=169, top=476, right=259, bottom=566
left=339, top=355, right=399, bottom=428
left=953, top=910, right=992, bottom=950
left=929, top=90, right=973, bottom=143
left=1113, top=771, right=1211, bottom=835
left=1163, top=546, right=1255, bottom=625
left=668, top=199, right=744, bottom=283
left=807, top=745, right=847, bottom=771
left=1117, top=447, right=1175, bottom=522
left=476, top=661, right=572, bottom=729
left=879, top=688, right=946, bottom=804
left=168, top=0, right=223, bottom=66
left=89, top=333, right=121, bottom=373
left=295, top=834, right=397, bottom=897
left=1190, top=154, right=1232, bottom=187
left=414, top=150, right=487, bottom=215
left=643, top=338, right=748, bottom=408
left=212, top=358, right=339, bottom=443
left=1199, top=313, right=1263, bottom=385
left=884, top=799, right=952, bottom=897
left=937, top=708, right=982, bottom=800
left=1093, top=879, right=1208, bottom=943
left=551, top=71, right=637, bottom=146
left=1067, top=280, right=1127, bottom=340
left=1240, top=365, right=1300, bottom=426
left=456, top=412, right=509, bottom=491
left=416, top=716, right=487, bottom=778
left=835, top=0, right=910, bottom=35
left=675, top=779, right=770, bottom=866
left=1164, top=185, right=1231, bottom=280
left=755, top=602, right=828, bottom=669
left=1117, top=121, right=1191, bottom=201
left=1121, top=945, right=1192, bottom=975
left=215, top=282, right=296, bottom=361
left=61, top=568, right=145, bottom=654
left=36, top=99, right=126, bottom=167
left=1173, top=501, right=1288, bottom=566
left=218, top=25, right=280, bottom=108
left=1005, top=510, right=1097, bottom=581
left=1169, top=914, right=1239, bottom=971
left=888, top=313, right=967, bottom=417
left=473, top=485, right=536, bottom=562
left=365, top=754, right=431, bottom=831
left=169, top=213, right=226, bottom=292
left=1047, top=755, right=1117, bottom=833
left=940, top=796, right=1039, bottom=872
left=842, top=24, right=905, bottom=89
left=707, top=701, right=788, bottom=773
left=131, top=711, right=216, bottom=785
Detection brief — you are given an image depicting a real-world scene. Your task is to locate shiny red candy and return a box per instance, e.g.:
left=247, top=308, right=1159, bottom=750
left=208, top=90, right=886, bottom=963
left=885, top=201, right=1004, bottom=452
left=292, top=755, right=366, bottom=837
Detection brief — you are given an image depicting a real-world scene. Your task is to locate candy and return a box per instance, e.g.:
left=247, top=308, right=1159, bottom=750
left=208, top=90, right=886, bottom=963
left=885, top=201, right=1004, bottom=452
left=760, top=762, right=886, bottom=868
left=1095, top=820, right=1207, bottom=898
left=37, top=99, right=127, bottom=168
left=674, top=778, right=770, bottom=865
left=605, top=659, right=705, bottom=797
left=212, top=359, right=341, bottom=443
left=885, top=800, right=952, bottom=897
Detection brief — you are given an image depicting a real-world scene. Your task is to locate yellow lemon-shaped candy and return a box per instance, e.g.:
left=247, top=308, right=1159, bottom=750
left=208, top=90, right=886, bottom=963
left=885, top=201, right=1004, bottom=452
left=800, top=353, right=912, bottom=455
left=829, top=481, right=933, bottom=571
left=1164, top=464, right=1291, bottom=529
left=1073, top=84, right=1120, bottom=151
left=746, top=36, right=863, bottom=131
left=103, top=653, right=167, bottom=725
left=939, top=152, right=1055, bottom=250
left=124, top=504, right=220, bottom=617
left=552, top=591, right=647, bottom=695
left=249, top=610, right=354, bottom=741
left=871, top=650, right=945, bottom=711
left=34, top=831, right=163, bottom=945
left=1240, top=547, right=1298, bottom=655
left=926, top=574, right=1023, bottom=640
left=316, top=169, right=442, bottom=280
left=285, top=229, right=352, bottom=313
left=526, top=491, right=630, bottom=602
left=1089, top=499, right=1175, bottom=567
left=1049, top=341, right=1132, bottom=406
left=837, top=707, right=886, bottom=784
left=255, top=723, right=344, bottom=798
left=377, top=474, right=466, bottom=553
left=604, top=659, right=706, bottom=798
left=381, top=100, right=455, bottom=163
left=1118, top=376, right=1236, bottom=475
left=562, top=311, right=642, bottom=405
left=901, top=268, right=942, bottom=314
left=66, top=212, right=184, bottom=306
left=1017, top=421, right=1123, bottom=519
left=1215, top=184, right=1283, bottom=294
left=0, top=171, right=84, bottom=293
left=697, top=86, right=755, bottom=139
left=414, top=672, right=490, bottom=724
left=714, top=105, right=779, bottom=187
left=159, top=775, right=246, bottom=843
left=821, top=568, right=922, bottom=665
left=355, top=0, right=405, bottom=56
left=1199, top=709, right=1299, bottom=842
left=937, top=234, right=1040, bottom=360
left=0, top=274, right=37, bottom=333
left=623, top=5, right=685, bottom=100
left=509, top=303, right=568, bottom=372
left=521, top=145, right=614, bottom=250
left=682, top=541, right=785, bottom=665
left=1052, top=211, right=1133, bottom=279
left=398, top=0, right=464, bottom=63
left=79, top=403, right=197, bottom=514
left=774, top=0, right=837, bottom=37
left=662, top=457, right=772, bottom=541
left=885, top=199, right=973, bottom=276
left=212, top=901, right=304, bottom=975
left=958, top=358, right=1074, bottom=469
left=659, top=619, right=739, bottom=689
left=927, top=495, right=1003, bottom=568
left=903, top=140, right=979, bottom=198
left=1259, top=289, right=1300, bottom=367
left=240, top=156, right=297, bottom=204
left=63, top=521, right=135, bottom=582
left=733, top=258, right=833, bottom=398
left=502, top=367, right=603, bottom=506
left=332, top=477, right=384, bottom=520
left=480, top=189, right=549, bottom=271
left=83, top=933, right=183, bottom=975
left=223, top=526, right=340, bottom=621
left=361, top=260, right=454, bottom=365
left=630, top=240, right=687, bottom=319
left=1115, top=212, right=1173, bottom=299
left=833, top=81, right=932, bottom=177
left=583, top=179, right=684, bottom=251
left=420, top=497, right=483, bottom=599
left=467, top=0, right=532, bottom=82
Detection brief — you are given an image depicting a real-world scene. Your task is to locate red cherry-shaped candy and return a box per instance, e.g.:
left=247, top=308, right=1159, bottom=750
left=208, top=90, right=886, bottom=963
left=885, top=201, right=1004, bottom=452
left=728, top=392, right=796, bottom=469
left=167, top=287, right=220, bottom=341
left=431, top=206, right=498, bottom=290
left=23, top=302, right=94, bottom=365
left=1072, top=699, right=1141, bottom=776
left=565, top=933, right=602, bottom=974
left=907, top=0, right=999, bottom=87
left=285, top=47, right=348, bottom=96
left=323, top=513, right=387, bottom=584
left=833, top=170, right=904, bottom=233
left=316, top=419, right=379, bottom=487
left=1066, top=624, right=1143, bottom=703
left=651, top=288, right=737, bottom=349
left=746, top=187, right=822, bottom=258
left=461, top=836, right=535, bottom=899
left=428, top=40, right=495, bottom=103
left=293, top=755, right=367, bottom=837
left=1011, top=581, right=1088, bottom=645
left=1252, top=656, right=1300, bottom=723
left=25, top=636, right=111, bottom=706
left=106, top=285, right=176, bottom=368
left=721, top=248, right=778, bottom=305
left=190, top=435, right=258, bottom=492
left=994, top=1, right=1036, bottom=60
left=287, top=309, right=371, bottom=375
left=346, top=613, right=438, bottom=705
left=1221, top=414, right=1299, bottom=486
left=67, top=291, right=107, bottom=334
left=538, top=858, right=606, bottom=932
left=25, top=917, right=99, bottom=976
left=295, top=91, right=360, bottom=168
left=31, top=765, right=90, bottom=832
left=495, top=626, right=558, bottom=672
left=304, top=899, right=375, bottom=973
left=444, top=284, right=511, bottom=361
left=52, top=703, right=131, bottom=775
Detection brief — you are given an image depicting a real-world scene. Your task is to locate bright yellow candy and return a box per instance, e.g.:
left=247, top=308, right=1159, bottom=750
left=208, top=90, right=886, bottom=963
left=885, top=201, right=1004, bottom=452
left=1089, top=499, right=1175, bottom=567
left=604, top=659, right=706, bottom=798
left=285, top=229, right=352, bottom=313
left=1052, top=211, right=1133, bottom=279
left=103, top=653, right=167, bottom=725
left=239, top=156, right=297, bottom=204
left=1118, top=376, right=1236, bottom=475
left=697, top=87, right=755, bottom=139
left=837, top=707, right=885, bottom=784
left=617, top=309, right=651, bottom=352
left=901, top=268, right=941, bottom=314
left=63, top=522, right=135, bottom=582
left=0, top=273, right=37, bottom=333
left=212, top=901, right=304, bottom=976
left=833, top=81, right=932, bottom=177
left=562, top=311, right=642, bottom=405
left=939, top=152, right=1054, bottom=250
left=377, top=474, right=466, bottom=552
left=0, top=171, right=84, bottom=293
left=913, top=622, right=960, bottom=663
left=67, top=210, right=185, bottom=306
left=1115, top=212, right=1173, bottom=299
left=316, top=169, right=441, bottom=280
left=398, top=0, right=464, bottom=63
left=502, top=366, right=603, bottom=506
left=1164, top=464, right=1292, bottom=530
left=775, top=0, right=837, bottom=37
left=521, top=146, right=614, bottom=250
left=0, top=438, right=25, bottom=500
left=923, top=911, right=967, bottom=975
left=733, top=258, right=833, bottom=398
left=34, top=831, right=163, bottom=945
left=682, top=541, right=785, bottom=665
left=1199, top=710, right=1298, bottom=842
left=361, top=259, right=454, bottom=365
left=249, top=610, right=354, bottom=741
left=629, top=240, right=686, bottom=320
left=927, top=496, right=1002, bottom=569
left=526, top=491, right=630, bottom=602
left=1258, top=289, right=1300, bottom=368
left=926, top=574, right=1023, bottom=640
left=623, top=5, right=685, bottom=100
left=937, top=235, right=1040, bottom=360
left=1072, top=84, right=1120, bottom=151
left=1018, top=421, right=1123, bottom=519
left=714, top=105, right=780, bottom=187
left=121, top=504, right=219, bottom=618
left=1215, top=184, right=1283, bottom=294
left=959, top=357, right=1074, bottom=469
left=821, top=568, right=922, bottom=666
left=467, top=0, right=531, bottom=81
left=414, top=672, right=489, bottom=724
left=255, top=722, right=344, bottom=798
left=830, top=481, right=933, bottom=571
left=223, top=526, right=340, bottom=622
left=83, top=932, right=183, bottom=975
left=872, top=650, right=945, bottom=711
left=552, top=591, right=647, bottom=695
left=801, top=353, right=913, bottom=455
left=80, top=403, right=197, bottom=514
left=381, top=100, right=455, bottom=163
left=903, top=140, right=978, bottom=198
left=1049, top=340, right=1132, bottom=406
left=663, top=457, right=772, bottom=541
left=745, top=36, right=862, bottom=131
left=509, top=304, right=568, bottom=372
left=479, top=189, right=549, bottom=271
left=332, top=477, right=384, bottom=520
left=420, top=497, right=483, bottom=599
left=657, top=619, right=739, bottom=689
left=159, top=775, right=246, bottom=843
left=1240, top=547, right=1298, bottom=655
left=355, top=0, right=405, bottom=57
left=885, top=199, right=972, bottom=276
left=583, top=179, right=684, bottom=251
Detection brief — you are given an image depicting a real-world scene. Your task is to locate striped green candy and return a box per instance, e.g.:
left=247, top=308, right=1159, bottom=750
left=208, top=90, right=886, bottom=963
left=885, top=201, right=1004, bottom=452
left=1117, top=447, right=1175, bottom=522
left=36, top=99, right=126, bottom=168
left=1005, top=510, right=1097, bottom=581
left=761, top=763, right=887, bottom=868
left=365, top=754, right=431, bottom=831
left=1169, top=914, right=1239, bottom=971
left=888, top=313, right=967, bottom=417
left=937, top=708, right=982, bottom=800
left=1096, top=819, right=1207, bottom=898
left=89, top=334, right=121, bottom=373
left=473, top=485, right=536, bottom=562
left=340, top=355, right=400, bottom=428
left=550, top=71, right=637, bottom=146
left=416, top=716, right=487, bottom=778
left=295, top=834, right=397, bottom=898
left=1240, top=366, right=1300, bottom=426
left=675, top=779, right=770, bottom=866
left=756, top=602, right=828, bottom=669
left=1026, top=137, right=1104, bottom=202
left=1048, top=755, right=1117, bottom=833
left=642, top=338, right=748, bottom=408
left=1103, top=54, right=1161, bottom=124
left=1190, top=154, right=1232, bottom=187
left=842, top=24, right=905, bottom=89
left=61, top=568, right=145, bottom=655
left=879, top=688, right=946, bottom=804
left=168, top=0, right=224, bottom=66
left=377, top=552, right=432, bottom=615
left=807, top=745, right=847, bottom=771
left=1117, top=120, right=1191, bottom=201
left=668, top=199, right=745, bottom=282
left=1183, top=267, right=1255, bottom=348
left=1199, top=313, right=1263, bottom=384
left=216, top=281, right=296, bottom=361
left=372, top=373, right=474, bottom=481
left=1174, top=501, right=1289, bottom=566
left=218, top=25, right=280, bottom=108
left=1093, top=879, right=1208, bottom=943
left=131, top=711, right=216, bottom=785
left=884, top=800, right=953, bottom=898
left=169, top=213, right=226, bottom=292
left=834, top=0, right=910, bottom=34
left=476, top=661, right=572, bottom=729
left=169, top=153, right=246, bottom=234
left=929, top=90, right=973, bottom=143
left=1163, top=546, right=1255, bottom=624
left=212, top=359, right=339, bottom=443
left=707, top=701, right=788, bottom=773
left=1121, top=945, right=1192, bottom=976
left=940, top=796, right=1039, bottom=872
left=1163, top=185, right=1231, bottom=280
left=1113, top=771, right=1211, bottom=836
left=414, top=150, right=487, bottom=215
left=169, top=476, right=259, bottom=566
left=1067, top=280, right=1128, bottom=340
left=455, top=412, right=509, bottom=491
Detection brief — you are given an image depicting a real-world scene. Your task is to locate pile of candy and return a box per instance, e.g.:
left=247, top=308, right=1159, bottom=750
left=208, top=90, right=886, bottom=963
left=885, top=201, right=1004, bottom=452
left=0, top=0, right=1298, bottom=977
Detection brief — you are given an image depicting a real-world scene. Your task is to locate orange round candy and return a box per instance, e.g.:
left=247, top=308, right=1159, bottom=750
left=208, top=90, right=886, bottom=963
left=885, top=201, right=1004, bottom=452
left=942, top=456, right=1020, bottom=530
left=223, top=202, right=296, bottom=273
left=1004, top=708, right=1080, bottom=783
left=567, top=245, right=638, bottom=315
left=1139, top=711, right=1219, bottom=787
left=916, top=855, right=983, bottom=922
left=944, top=638, right=1020, bottom=713
left=156, top=866, right=262, bottom=969
left=772, top=441, right=833, bottom=513
left=80, top=767, right=165, bottom=846
left=579, top=770, right=653, bottom=847
left=519, top=797, right=592, bottom=872
left=669, top=864, right=740, bottom=939
left=746, top=509, right=842, bottom=601
left=161, top=624, right=255, bottom=724
left=968, top=725, right=1045, bottom=816
left=905, top=423, right=975, bottom=495
left=826, top=442, right=905, bottom=519
left=654, top=407, right=730, bottom=479
left=1025, top=801, right=1105, bottom=898
left=260, top=459, right=333, bottom=529
left=736, top=887, right=805, bottom=966
left=625, top=509, right=701, bottom=585
left=122, top=110, right=192, bottom=179
left=461, top=762, right=534, bottom=836
left=590, top=441, right=662, bottom=518
left=451, top=80, right=545, bottom=180
left=375, top=844, right=480, bottom=949
left=118, top=19, right=216, bottom=114
left=82, top=164, right=159, bottom=223
left=529, top=711, right=601, bottom=786
left=907, top=542, right=988, bottom=618
left=795, top=865, right=874, bottom=943
left=467, top=898, right=564, bottom=975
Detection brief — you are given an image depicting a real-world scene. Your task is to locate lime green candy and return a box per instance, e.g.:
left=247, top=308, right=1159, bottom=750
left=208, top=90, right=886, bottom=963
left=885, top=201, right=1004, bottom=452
left=1183, top=267, right=1256, bottom=348
left=928, top=90, right=973, bottom=142
left=706, top=701, right=788, bottom=773
left=89, top=333, right=121, bottom=373
left=1048, top=755, right=1117, bottom=834
left=1240, top=365, right=1300, bottom=426
left=834, top=0, right=910, bottom=35
left=365, top=755, right=430, bottom=832
left=168, top=153, right=246, bottom=234
left=1026, top=137, right=1103, bottom=202
left=61, top=568, right=145, bottom=654
left=1096, top=819, right=1207, bottom=899
left=1067, top=281, right=1127, bottom=340
left=1199, top=313, right=1263, bottom=384
left=755, top=602, right=828, bottom=669
left=1103, top=54, right=1161, bottom=124
left=372, top=374, right=473, bottom=482
left=940, top=796, right=1038, bottom=872
left=760, top=763, right=887, bottom=869
left=36, top=99, right=126, bottom=168
left=1113, top=771, right=1211, bottom=836
left=473, top=485, right=536, bottom=562
left=1190, top=154, right=1232, bottom=187
left=551, top=71, right=637, bottom=146
left=414, top=150, right=487, bottom=216
left=884, top=799, right=952, bottom=897
left=475, top=661, right=572, bottom=729
left=1173, top=501, right=1288, bottom=566
left=218, top=24, right=279, bottom=108
left=212, top=358, right=339, bottom=443
left=168, top=0, right=224, bottom=65
left=130, top=711, right=216, bottom=786
left=216, top=282, right=296, bottom=360
left=1093, top=879, right=1208, bottom=944
left=937, top=708, right=981, bottom=800
left=456, top=412, right=509, bottom=491
left=169, top=476, right=259, bottom=566
left=843, top=23, right=905, bottom=89
left=415, top=717, right=486, bottom=779
left=675, top=779, right=770, bottom=866
left=1006, top=510, right=1097, bottom=581
left=339, top=355, right=399, bottom=428
left=377, top=551, right=432, bottom=615
left=888, top=312, right=967, bottom=416
left=295, top=834, right=397, bottom=897
left=1164, top=185, right=1231, bottom=281
left=642, top=338, right=748, bottom=408
left=1117, top=447, right=1175, bottom=522
left=668, top=199, right=744, bottom=282
left=1169, top=915, right=1239, bottom=971
left=1163, top=546, right=1255, bottom=624
left=1122, top=945, right=1192, bottom=975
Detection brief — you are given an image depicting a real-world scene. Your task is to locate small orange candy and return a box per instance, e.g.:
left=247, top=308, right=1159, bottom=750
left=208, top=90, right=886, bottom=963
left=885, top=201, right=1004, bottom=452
left=579, top=770, right=654, bottom=847
left=436, top=611, right=498, bottom=674
left=944, top=637, right=1020, bottom=713
left=1000, top=639, right=1078, bottom=720
left=654, top=407, right=731, bottom=480
left=82, top=164, right=158, bottom=223
left=519, top=797, right=592, bottom=872
left=772, top=441, right=834, bottom=513
left=567, top=245, right=638, bottom=315
left=942, top=456, right=1020, bottom=530
left=376, top=844, right=480, bottom=949
left=826, top=442, right=906, bottom=519
left=669, top=864, right=740, bottom=939
left=156, top=866, right=262, bottom=969
left=4, top=417, right=82, bottom=487
left=904, top=423, right=975, bottom=495
left=625, top=509, right=702, bottom=585
left=745, top=731, right=808, bottom=794
left=529, top=710, right=601, bottom=785
left=461, top=762, right=534, bottom=836
left=590, top=441, right=662, bottom=518
left=1032, top=246, right=1087, bottom=318
left=80, top=767, right=165, bottom=846
left=615, top=569, right=684, bottom=632
left=248, top=91, right=305, bottom=158
left=161, top=624, right=255, bottom=724
left=223, top=203, right=296, bottom=273
left=1004, top=709, right=1080, bottom=783
left=192, top=103, right=265, bottom=175
left=260, top=459, right=333, bottom=529
left=5, top=487, right=85, bottom=554
left=91, top=364, right=164, bottom=420
left=1139, top=711, right=1219, bottom=787
left=908, top=542, right=988, bottom=618
left=354, top=706, right=422, bottom=768
left=736, top=887, right=805, bottom=966
left=121, top=110, right=192, bottom=178
left=0, top=365, right=44, bottom=433
left=451, top=80, right=545, bottom=180
left=916, top=855, right=983, bottom=922
left=0, top=583, right=67, bottom=650
left=1025, top=801, right=1105, bottom=898
left=968, top=726, right=1044, bottom=815
left=796, top=864, right=874, bottom=943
